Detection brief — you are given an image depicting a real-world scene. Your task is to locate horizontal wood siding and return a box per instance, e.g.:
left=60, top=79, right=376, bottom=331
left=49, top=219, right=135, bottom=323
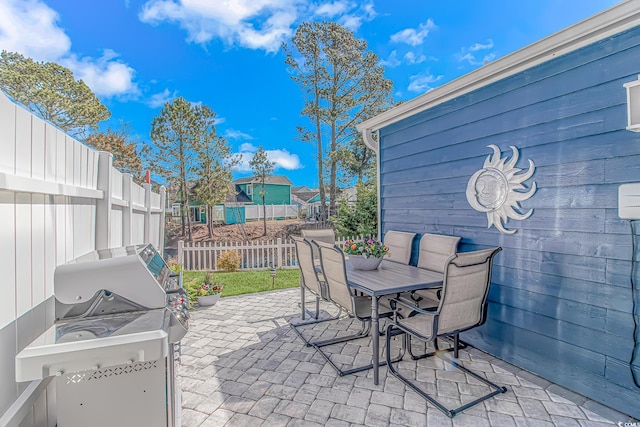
left=378, top=26, right=640, bottom=418
left=253, top=184, right=291, bottom=205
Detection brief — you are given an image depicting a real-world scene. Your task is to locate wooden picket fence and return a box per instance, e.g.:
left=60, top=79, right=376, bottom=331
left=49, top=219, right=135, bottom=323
left=178, top=235, right=364, bottom=271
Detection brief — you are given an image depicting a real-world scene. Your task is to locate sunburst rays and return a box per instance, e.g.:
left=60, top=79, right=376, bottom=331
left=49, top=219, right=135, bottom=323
left=466, top=144, right=537, bottom=234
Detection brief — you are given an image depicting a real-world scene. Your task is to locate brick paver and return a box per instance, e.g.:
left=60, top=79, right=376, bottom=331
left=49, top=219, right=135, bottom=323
left=179, top=289, right=632, bottom=426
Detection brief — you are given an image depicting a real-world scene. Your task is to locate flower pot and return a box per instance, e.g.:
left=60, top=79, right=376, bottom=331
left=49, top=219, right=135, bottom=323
left=348, top=255, right=383, bottom=271
left=197, top=294, right=221, bottom=307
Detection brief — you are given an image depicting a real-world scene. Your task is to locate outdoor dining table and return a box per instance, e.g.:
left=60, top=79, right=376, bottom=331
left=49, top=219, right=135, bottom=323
left=346, top=259, right=444, bottom=385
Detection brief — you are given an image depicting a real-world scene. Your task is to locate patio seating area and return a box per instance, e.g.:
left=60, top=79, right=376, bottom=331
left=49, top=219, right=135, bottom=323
left=178, top=289, right=630, bottom=427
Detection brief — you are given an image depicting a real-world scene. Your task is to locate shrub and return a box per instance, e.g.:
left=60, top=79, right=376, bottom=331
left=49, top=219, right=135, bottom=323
left=217, top=250, right=241, bottom=272
left=166, top=256, right=183, bottom=273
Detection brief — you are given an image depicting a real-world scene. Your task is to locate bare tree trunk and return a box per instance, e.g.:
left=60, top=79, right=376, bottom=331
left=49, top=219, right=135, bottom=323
left=262, top=201, right=267, bottom=236
left=179, top=136, right=192, bottom=242
left=329, top=118, right=337, bottom=218
left=180, top=183, right=186, bottom=238
left=207, top=205, right=213, bottom=238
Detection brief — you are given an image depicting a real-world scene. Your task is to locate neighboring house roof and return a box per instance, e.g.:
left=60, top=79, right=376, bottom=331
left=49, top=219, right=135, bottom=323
left=307, top=193, right=331, bottom=204
left=184, top=185, right=251, bottom=205
left=293, top=191, right=319, bottom=203
left=226, top=185, right=252, bottom=204
left=292, top=185, right=312, bottom=193
left=234, top=175, right=293, bottom=186
left=357, top=2, right=640, bottom=151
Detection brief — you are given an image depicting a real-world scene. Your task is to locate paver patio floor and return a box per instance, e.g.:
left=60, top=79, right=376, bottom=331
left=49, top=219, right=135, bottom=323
left=178, top=288, right=633, bottom=427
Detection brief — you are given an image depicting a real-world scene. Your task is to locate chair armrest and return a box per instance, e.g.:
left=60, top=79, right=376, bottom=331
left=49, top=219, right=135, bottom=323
left=388, top=297, right=437, bottom=316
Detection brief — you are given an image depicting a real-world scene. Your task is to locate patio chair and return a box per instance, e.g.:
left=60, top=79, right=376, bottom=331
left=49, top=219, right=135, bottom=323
left=385, top=247, right=505, bottom=418
left=311, top=240, right=399, bottom=376
left=292, top=236, right=326, bottom=314
left=383, top=230, right=416, bottom=265
left=301, top=228, right=335, bottom=262
left=411, top=233, right=462, bottom=307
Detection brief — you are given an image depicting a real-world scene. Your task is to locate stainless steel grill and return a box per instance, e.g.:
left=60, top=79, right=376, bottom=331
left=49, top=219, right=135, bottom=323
left=15, top=244, right=189, bottom=427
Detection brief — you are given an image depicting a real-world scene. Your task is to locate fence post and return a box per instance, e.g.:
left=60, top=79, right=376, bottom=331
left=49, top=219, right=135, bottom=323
left=159, top=185, right=166, bottom=254
left=121, top=173, right=133, bottom=246
left=143, top=182, right=151, bottom=244
left=277, top=238, right=283, bottom=268
left=95, top=151, right=113, bottom=250
left=178, top=240, right=184, bottom=266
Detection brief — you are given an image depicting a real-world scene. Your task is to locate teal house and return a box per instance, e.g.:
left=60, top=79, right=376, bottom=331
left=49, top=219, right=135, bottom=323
left=175, top=185, right=252, bottom=225
left=234, top=175, right=292, bottom=205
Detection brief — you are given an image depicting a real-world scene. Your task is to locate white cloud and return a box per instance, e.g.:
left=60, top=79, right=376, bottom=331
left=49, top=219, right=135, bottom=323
left=140, top=0, right=375, bottom=52
left=225, top=129, right=254, bottom=140
left=457, top=52, right=496, bottom=66
left=470, top=39, right=494, bottom=51
left=140, top=0, right=297, bottom=53
left=239, top=142, right=256, bottom=152
left=390, top=19, right=436, bottom=46
left=62, top=50, right=139, bottom=98
left=379, top=50, right=401, bottom=68
left=0, top=0, right=70, bottom=61
left=457, top=39, right=496, bottom=66
left=407, top=72, right=442, bottom=93
left=0, top=0, right=139, bottom=99
left=148, top=88, right=176, bottom=108
left=234, top=143, right=301, bottom=172
left=403, top=51, right=426, bottom=65
left=314, top=1, right=350, bottom=17
left=336, top=3, right=375, bottom=32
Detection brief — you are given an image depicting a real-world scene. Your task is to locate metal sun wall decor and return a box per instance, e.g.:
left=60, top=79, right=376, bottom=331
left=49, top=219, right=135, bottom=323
left=466, top=144, right=537, bottom=234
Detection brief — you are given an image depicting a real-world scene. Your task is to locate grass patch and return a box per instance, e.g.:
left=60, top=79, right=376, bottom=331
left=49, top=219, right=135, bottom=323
left=182, top=269, right=300, bottom=304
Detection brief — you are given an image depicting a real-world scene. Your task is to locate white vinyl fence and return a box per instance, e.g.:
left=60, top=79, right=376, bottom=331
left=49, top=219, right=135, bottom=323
left=179, top=235, right=362, bottom=271
left=245, top=204, right=298, bottom=221
left=0, top=92, right=166, bottom=427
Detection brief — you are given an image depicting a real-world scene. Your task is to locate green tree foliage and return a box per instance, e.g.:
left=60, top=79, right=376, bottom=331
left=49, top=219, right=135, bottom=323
left=148, top=97, right=218, bottom=241
left=334, top=181, right=378, bottom=238
left=334, top=132, right=375, bottom=186
left=249, top=146, right=275, bottom=236
left=0, top=50, right=110, bottom=139
left=85, top=127, right=147, bottom=182
left=284, top=22, right=393, bottom=216
left=193, top=131, right=239, bottom=239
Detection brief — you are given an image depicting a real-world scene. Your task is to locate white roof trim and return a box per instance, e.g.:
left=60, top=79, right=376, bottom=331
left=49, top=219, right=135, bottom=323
left=357, top=0, right=640, bottom=151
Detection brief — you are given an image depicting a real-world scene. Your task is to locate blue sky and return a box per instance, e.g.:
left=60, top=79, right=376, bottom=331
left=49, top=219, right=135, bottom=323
left=0, top=0, right=620, bottom=188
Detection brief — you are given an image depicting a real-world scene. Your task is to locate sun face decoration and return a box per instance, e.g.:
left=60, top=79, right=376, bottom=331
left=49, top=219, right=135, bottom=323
left=466, top=145, right=537, bottom=234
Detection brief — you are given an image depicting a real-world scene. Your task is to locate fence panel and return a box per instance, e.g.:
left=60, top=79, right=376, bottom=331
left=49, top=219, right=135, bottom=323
left=0, top=92, right=166, bottom=427
left=179, top=235, right=362, bottom=271
left=244, top=204, right=298, bottom=221
left=181, top=238, right=296, bottom=271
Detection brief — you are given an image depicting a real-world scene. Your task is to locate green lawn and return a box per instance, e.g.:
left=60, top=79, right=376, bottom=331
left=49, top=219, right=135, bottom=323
left=182, top=269, right=300, bottom=305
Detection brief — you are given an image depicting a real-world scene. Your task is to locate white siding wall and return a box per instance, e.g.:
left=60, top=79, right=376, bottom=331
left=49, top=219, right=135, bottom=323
left=0, top=92, right=166, bottom=427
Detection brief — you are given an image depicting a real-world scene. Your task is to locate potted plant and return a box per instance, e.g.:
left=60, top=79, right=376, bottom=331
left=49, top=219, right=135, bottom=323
left=195, top=272, right=223, bottom=306
left=343, top=238, right=390, bottom=270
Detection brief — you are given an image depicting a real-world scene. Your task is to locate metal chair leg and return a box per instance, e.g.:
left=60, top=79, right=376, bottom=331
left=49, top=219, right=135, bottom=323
left=290, top=306, right=345, bottom=347
left=314, top=320, right=405, bottom=377
left=386, top=325, right=507, bottom=418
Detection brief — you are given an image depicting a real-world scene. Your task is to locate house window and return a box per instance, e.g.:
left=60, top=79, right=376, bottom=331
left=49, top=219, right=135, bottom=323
left=172, top=203, right=181, bottom=217
left=246, top=184, right=253, bottom=196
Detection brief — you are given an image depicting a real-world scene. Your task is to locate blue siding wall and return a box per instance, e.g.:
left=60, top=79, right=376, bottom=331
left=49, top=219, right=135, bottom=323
left=379, top=26, right=640, bottom=418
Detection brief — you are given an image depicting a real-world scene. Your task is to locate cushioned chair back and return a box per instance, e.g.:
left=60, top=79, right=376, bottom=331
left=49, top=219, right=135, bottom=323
left=292, top=236, right=323, bottom=296
left=436, top=247, right=502, bottom=335
left=302, top=229, right=335, bottom=261
left=417, top=233, right=461, bottom=273
left=383, top=230, right=416, bottom=265
left=315, top=241, right=353, bottom=313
